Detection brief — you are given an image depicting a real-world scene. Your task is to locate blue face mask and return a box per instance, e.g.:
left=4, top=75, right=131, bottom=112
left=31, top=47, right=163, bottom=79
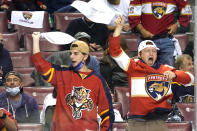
left=5, top=86, right=20, bottom=96
left=73, top=61, right=84, bottom=72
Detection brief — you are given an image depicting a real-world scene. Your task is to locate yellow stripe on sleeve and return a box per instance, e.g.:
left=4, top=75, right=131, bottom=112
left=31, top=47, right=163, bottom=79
left=43, top=68, right=52, bottom=76
left=99, top=109, right=109, bottom=117
left=47, top=68, right=54, bottom=82
left=101, top=116, right=109, bottom=125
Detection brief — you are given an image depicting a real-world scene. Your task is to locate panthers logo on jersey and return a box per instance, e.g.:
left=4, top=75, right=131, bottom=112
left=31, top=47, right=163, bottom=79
left=145, top=74, right=170, bottom=101
left=152, top=2, right=167, bottom=19
left=23, top=12, right=33, bottom=20
left=65, top=86, right=93, bottom=119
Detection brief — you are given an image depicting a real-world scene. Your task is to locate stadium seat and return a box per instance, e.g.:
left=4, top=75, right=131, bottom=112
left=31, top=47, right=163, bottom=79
left=10, top=51, right=33, bottom=68
left=14, top=67, right=35, bottom=74
left=21, top=73, right=35, bottom=87
left=114, top=86, right=130, bottom=119
left=176, top=103, right=195, bottom=123
left=23, top=87, right=54, bottom=105
left=13, top=11, right=50, bottom=38
left=166, top=121, right=192, bottom=131
left=18, top=123, right=43, bottom=131
left=54, top=12, right=83, bottom=32
left=0, top=11, right=8, bottom=33
left=89, top=51, right=104, bottom=61
left=121, top=34, right=139, bottom=52
left=174, top=34, right=189, bottom=51
left=24, top=33, right=62, bottom=52
left=112, top=122, right=128, bottom=131
left=2, top=32, right=20, bottom=51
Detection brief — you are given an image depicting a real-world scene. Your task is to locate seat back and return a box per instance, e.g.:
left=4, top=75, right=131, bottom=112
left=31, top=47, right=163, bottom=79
left=176, top=103, right=195, bottom=122
left=18, top=123, right=43, bottom=131
left=114, top=86, right=130, bottom=119
left=2, top=32, right=20, bottom=51
left=23, top=87, right=54, bottom=105
left=10, top=51, right=33, bottom=67
left=13, top=11, right=50, bottom=38
left=121, top=34, right=139, bottom=52
left=174, top=34, right=189, bottom=51
left=89, top=51, right=104, bottom=61
left=0, top=11, right=8, bottom=33
left=54, top=12, right=83, bottom=32
left=166, top=121, right=192, bottom=131
left=24, top=33, right=62, bottom=52
left=112, top=122, right=128, bottom=131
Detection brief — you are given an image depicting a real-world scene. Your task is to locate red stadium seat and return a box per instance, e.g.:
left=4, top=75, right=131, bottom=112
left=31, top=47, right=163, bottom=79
left=114, top=86, right=130, bottom=119
left=176, top=103, right=195, bottom=123
left=166, top=121, right=192, bottom=131
left=18, top=123, right=43, bottom=131
left=112, top=122, right=128, bottom=131
left=13, top=11, right=50, bottom=38
left=21, top=73, right=35, bottom=87
left=0, top=11, right=8, bottom=33
left=2, top=32, right=20, bottom=51
left=24, top=33, right=62, bottom=52
left=54, top=12, right=83, bottom=32
left=10, top=51, right=33, bottom=68
left=174, top=34, right=189, bottom=51
left=89, top=51, right=104, bottom=61
left=23, top=87, right=54, bottom=105
left=121, top=34, right=139, bottom=52
left=14, top=67, right=35, bottom=74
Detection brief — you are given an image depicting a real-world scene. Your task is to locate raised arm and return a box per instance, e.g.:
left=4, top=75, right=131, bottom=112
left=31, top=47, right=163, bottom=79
left=108, top=16, right=131, bottom=72
left=32, top=32, right=41, bottom=54
left=113, top=15, right=124, bottom=37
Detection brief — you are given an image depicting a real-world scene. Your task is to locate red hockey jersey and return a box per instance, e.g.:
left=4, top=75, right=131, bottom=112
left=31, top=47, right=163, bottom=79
left=128, top=0, right=192, bottom=35
left=109, top=36, right=193, bottom=117
left=32, top=52, right=114, bottom=131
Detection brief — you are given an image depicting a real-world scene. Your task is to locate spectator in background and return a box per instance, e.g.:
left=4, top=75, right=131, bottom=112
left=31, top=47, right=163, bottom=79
left=0, top=71, right=40, bottom=123
left=65, top=16, right=110, bottom=51
left=56, top=0, right=90, bottom=13
left=109, top=16, right=193, bottom=131
left=12, top=0, right=38, bottom=11
left=90, top=0, right=131, bottom=33
left=171, top=54, right=194, bottom=103
left=128, top=0, right=192, bottom=66
left=0, top=108, right=17, bottom=131
left=0, top=33, right=13, bottom=86
left=37, top=0, right=72, bottom=15
left=31, top=32, right=100, bottom=86
left=100, top=35, right=128, bottom=92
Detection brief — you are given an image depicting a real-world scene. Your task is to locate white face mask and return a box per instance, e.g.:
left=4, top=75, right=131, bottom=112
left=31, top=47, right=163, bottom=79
left=5, top=86, right=21, bottom=96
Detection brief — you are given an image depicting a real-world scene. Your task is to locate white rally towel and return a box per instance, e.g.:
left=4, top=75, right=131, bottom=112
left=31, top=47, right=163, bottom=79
left=11, top=11, right=44, bottom=28
left=71, top=0, right=115, bottom=25
left=41, top=32, right=76, bottom=45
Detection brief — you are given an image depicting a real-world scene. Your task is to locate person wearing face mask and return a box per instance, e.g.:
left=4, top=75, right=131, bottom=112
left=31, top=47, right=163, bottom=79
left=31, top=32, right=114, bottom=131
left=0, top=71, right=40, bottom=123
left=0, top=33, right=13, bottom=86
left=109, top=16, right=194, bottom=131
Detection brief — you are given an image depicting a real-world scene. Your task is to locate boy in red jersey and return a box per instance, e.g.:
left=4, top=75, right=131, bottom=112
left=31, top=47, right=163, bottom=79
left=109, top=16, right=194, bottom=131
left=31, top=32, right=114, bottom=131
